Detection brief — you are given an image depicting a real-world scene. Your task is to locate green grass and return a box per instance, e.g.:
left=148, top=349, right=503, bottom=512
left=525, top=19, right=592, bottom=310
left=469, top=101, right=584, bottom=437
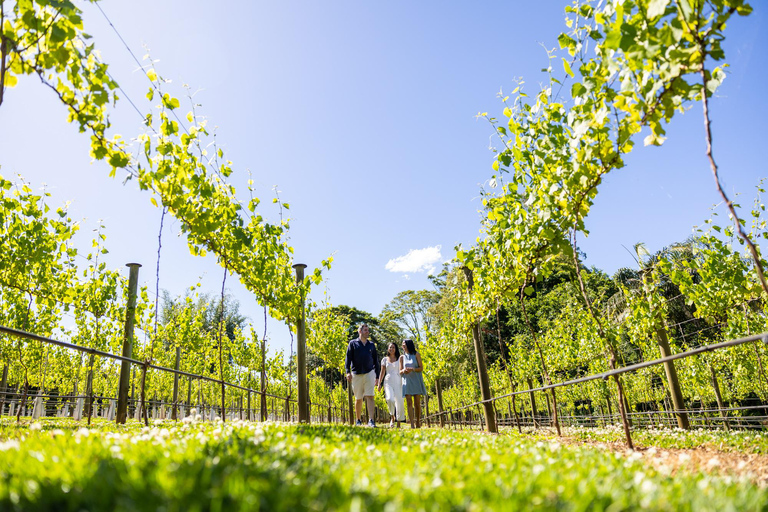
left=0, top=417, right=766, bottom=511
left=561, top=424, right=768, bottom=454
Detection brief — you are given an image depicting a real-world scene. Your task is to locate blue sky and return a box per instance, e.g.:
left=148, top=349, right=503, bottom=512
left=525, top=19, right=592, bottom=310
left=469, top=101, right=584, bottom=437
left=1, top=1, right=765, bottom=355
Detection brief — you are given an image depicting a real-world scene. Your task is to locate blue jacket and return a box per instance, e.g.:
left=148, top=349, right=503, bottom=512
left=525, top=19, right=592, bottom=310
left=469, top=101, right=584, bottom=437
left=345, top=338, right=380, bottom=379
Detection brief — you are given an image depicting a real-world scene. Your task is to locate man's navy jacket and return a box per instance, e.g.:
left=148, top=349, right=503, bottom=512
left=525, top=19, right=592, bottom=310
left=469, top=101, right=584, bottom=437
left=345, top=338, right=380, bottom=379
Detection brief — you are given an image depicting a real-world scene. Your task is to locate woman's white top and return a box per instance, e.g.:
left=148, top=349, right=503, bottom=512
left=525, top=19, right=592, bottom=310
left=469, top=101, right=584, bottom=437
left=381, top=356, right=402, bottom=400
left=382, top=357, right=399, bottom=382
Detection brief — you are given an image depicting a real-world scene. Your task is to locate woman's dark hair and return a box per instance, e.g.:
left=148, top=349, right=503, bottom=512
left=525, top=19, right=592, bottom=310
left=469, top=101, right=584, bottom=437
left=402, top=339, right=417, bottom=355
left=387, top=342, right=401, bottom=360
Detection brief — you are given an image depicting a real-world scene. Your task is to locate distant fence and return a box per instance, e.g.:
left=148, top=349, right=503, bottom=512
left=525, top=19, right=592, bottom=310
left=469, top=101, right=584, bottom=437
left=426, top=332, right=768, bottom=435
left=5, top=323, right=767, bottom=434
left=0, top=324, right=361, bottom=425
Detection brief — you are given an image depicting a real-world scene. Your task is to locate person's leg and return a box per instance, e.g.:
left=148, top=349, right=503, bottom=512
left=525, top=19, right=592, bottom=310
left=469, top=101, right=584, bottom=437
left=395, top=395, right=405, bottom=422
left=405, top=395, right=415, bottom=428
left=365, top=395, right=375, bottom=423
left=395, top=393, right=405, bottom=424
left=352, top=373, right=366, bottom=424
left=414, top=396, right=422, bottom=428
left=386, top=398, right=396, bottom=426
left=363, top=371, right=376, bottom=426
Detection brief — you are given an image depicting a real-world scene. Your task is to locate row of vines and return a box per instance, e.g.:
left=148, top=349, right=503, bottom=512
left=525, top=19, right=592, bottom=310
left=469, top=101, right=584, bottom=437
left=411, top=0, right=768, bottom=439
left=2, top=0, right=767, bottom=437
left=0, top=0, right=349, bottom=421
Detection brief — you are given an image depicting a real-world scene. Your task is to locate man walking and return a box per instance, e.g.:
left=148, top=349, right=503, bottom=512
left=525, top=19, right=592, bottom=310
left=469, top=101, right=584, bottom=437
left=345, top=324, right=380, bottom=427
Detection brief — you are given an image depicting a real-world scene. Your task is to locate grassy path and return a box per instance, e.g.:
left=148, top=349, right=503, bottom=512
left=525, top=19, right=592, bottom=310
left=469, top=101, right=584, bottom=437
left=1, top=418, right=766, bottom=511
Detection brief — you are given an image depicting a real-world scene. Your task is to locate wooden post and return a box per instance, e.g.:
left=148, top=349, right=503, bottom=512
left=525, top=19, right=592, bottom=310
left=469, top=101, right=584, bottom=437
left=527, top=377, right=539, bottom=428
left=117, top=263, right=141, bottom=424
left=604, top=387, right=613, bottom=424
left=0, top=363, right=7, bottom=416
left=139, top=366, right=151, bottom=425
left=186, top=376, right=192, bottom=417
left=709, top=364, right=729, bottom=431
left=435, top=378, right=445, bottom=428
left=171, top=346, right=181, bottom=420
left=260, top=339, right=267, bottom=422
left=461, top=267, right=497, bottom=434
left=654, top=327, right=689, bottom=429
left=293, top=263, right=309, bottom=423
left=347, top=380, right=354, bottom=426
left=284, top=396, right=290, bottom=422
left=85, top=354, right=95, bottom=424
left=609, top=355, right=634, bottom=450
left=508, top=385, right=521, bottom=433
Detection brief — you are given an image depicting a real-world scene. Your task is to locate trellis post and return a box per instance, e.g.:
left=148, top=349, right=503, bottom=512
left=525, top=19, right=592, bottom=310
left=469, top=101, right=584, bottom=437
left=171, top=346, right=181, bottom=420
left=293, top=263, right=309, bottom=423
left=117, top=263, right=141, bottom=424
left=461, top=266, right=498, bottom=433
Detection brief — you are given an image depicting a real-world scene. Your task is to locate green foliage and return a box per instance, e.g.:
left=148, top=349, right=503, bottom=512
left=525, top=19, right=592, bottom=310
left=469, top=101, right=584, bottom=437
left=2, top=0, right=331, bottom=333
left=431, top=0, right=761, bottom=432
left=307, top=306, right=349, bottom=373
left=0, top=420, right=766, bottom=511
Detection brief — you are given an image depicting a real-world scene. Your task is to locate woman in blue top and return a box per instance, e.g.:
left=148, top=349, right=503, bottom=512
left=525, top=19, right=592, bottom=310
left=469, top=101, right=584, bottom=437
left=399, top=339, right=427, bottom=428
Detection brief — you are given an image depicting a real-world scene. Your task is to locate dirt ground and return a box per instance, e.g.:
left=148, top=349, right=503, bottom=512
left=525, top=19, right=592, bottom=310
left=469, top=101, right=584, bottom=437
left=574, top=438, right=768, bottom=485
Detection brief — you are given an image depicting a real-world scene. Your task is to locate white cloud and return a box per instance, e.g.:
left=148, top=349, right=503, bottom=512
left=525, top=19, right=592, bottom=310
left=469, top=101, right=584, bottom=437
left=385, top=246, right=442, bottom=275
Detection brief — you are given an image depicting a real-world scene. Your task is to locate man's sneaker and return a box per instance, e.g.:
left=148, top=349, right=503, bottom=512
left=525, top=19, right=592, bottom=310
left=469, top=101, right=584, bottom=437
left=368, top=419, right=376, bottom=428
left=355, top=419, right=362, bottom=426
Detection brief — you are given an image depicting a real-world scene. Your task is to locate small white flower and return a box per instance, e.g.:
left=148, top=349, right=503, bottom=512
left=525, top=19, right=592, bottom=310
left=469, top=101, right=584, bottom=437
left=0, top=440, right=20, bottom=451
left=29, top=422, right=42, bottom=432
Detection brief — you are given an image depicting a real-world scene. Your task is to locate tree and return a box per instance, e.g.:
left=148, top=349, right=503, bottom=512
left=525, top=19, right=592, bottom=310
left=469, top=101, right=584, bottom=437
left=380, top=290, right=440, bottom=344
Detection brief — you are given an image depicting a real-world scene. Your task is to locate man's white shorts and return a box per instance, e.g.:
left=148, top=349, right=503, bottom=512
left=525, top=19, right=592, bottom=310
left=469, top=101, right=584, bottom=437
left=352, top=371, right=376, bottom=400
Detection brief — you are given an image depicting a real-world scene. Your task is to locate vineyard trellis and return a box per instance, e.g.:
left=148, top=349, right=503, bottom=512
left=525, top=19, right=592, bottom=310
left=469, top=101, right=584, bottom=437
left=424, top=331, right=768, bottom=439
left=0, top=318, right=362, bottom=425
left=2, top=0, right=767, bottom=459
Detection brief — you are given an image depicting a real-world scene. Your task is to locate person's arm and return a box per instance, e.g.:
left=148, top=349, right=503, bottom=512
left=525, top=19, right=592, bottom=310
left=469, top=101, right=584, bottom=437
left=378, top=361, right=386, bottom=388
left=399, top=355, right=405, bottom=375
left=414, top=353, right=424, bottom=372
left=372, top=344, right=380, bottom=381
left=345, top=342, right=353, bottom=381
